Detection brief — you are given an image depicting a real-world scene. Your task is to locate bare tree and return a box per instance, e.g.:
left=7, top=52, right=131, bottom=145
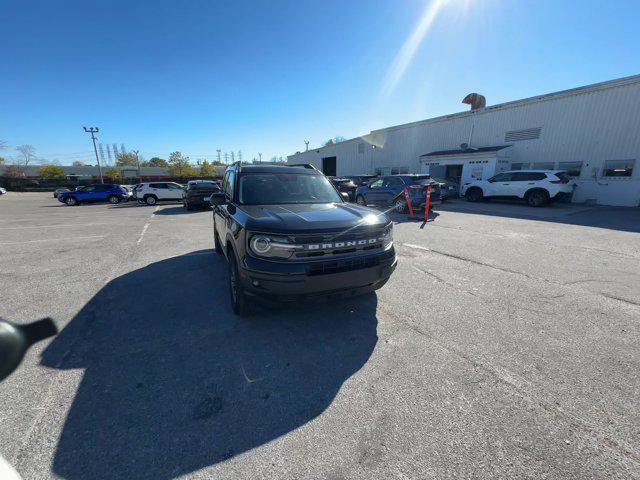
left=16, top=145, right=36, bottom=166
left=0, top=140, right=7, bottom=150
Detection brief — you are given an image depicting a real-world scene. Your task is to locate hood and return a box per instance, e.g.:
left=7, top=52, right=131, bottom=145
left=239, top=202, right=390, bottom=234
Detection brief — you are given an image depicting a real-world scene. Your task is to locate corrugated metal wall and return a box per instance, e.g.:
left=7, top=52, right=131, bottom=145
left=289, top=77, right=640, bottom=206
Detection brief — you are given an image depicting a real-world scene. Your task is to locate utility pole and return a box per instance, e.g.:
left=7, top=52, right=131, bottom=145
left=133, top=149, right=140, bottom=179
left=83, top=127, right=103, bottom=183
left=304, top=140, right=309, bottom=151
left=258, top=152, right=262, bottom=164
left=224, top=152, right=229, bottom=164
left=238, top=150, right=242, bottom=162
left=216, top=149, right=221, bottom=164
left=231, top=151, right=235, bottom=163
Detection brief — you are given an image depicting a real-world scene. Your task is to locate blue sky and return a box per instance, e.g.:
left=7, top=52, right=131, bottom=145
left=1, top=0, right=639, bottom=165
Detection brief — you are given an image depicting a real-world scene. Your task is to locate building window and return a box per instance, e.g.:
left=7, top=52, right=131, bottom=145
left=390, top=166, right=409, bottom=175
left=558, top=161, right=583, bottom=177
left=603, top=159, right=635, bottom=177
left=532, top=162, right=555, bottom=170
left=505, top=127, right=542, bottom=142
left=374, top=167, right=383, bottom=175
left=357, top=143, right=365, bottom=154
left=510, top=162, right=529, bottom=170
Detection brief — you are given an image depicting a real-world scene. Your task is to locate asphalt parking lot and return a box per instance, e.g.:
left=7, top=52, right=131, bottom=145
left=1, top=192, right=639, bottom=479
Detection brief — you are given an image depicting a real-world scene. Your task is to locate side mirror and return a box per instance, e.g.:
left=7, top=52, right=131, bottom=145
left=210, top=192, right=226, bottom=205
left=340, top=192, right=350, bottom=201
left=0, top=318, right=57, bottom=382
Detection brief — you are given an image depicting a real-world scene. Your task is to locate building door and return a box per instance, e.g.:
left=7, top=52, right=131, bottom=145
left=445, top=164, right=463, bottom=183
left=322, top=157, right=337, bottom=176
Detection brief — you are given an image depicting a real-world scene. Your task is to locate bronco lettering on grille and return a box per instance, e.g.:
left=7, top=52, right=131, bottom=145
left=305, top=237, right=380, bottom=250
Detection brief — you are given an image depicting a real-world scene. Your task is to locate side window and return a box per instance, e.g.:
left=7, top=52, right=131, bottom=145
left=222, top=172, right=230, bottom=195
left=369, top=179, right=384, bottom=189
left=489, top=173, right=511, bottom=182
left=226, top=171, right=236, bottom=199
left=168, top=183, right=183, bottom=190
left=385, top=177, right=404, bottom=187
left=82, top=186, right=95, bottom=192
left=511, top=172, right=542, bottom=181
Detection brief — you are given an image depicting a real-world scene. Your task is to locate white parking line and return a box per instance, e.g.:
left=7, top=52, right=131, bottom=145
left=0, top=235, right=106, bottom=246
left=136, top=224, right=149, bottom=245
left=135, top=205, right=159, bottom=245
left=403, top=243, right=431, bottom=251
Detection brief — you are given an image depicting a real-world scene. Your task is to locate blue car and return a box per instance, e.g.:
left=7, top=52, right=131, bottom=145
left=354, top=174, right=442, bottom=213
left=58, top=184, right=129, bottom=206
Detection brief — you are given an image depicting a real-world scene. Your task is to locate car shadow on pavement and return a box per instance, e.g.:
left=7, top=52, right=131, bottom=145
left=153, top=206, right=210, bottom=215
left=41, top=251, right=378, bottom=479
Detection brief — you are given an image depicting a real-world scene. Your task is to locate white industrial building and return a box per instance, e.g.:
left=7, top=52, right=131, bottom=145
left=288, top=75, right=640, bottom=207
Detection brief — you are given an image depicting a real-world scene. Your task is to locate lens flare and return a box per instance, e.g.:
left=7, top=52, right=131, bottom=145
left=379, top=0, right=451, bottom=99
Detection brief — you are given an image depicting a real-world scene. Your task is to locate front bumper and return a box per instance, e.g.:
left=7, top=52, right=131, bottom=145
left=239, top=246, right=397, bottom=302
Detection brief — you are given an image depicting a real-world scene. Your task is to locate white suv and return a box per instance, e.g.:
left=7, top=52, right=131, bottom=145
left=135, top=182, right=185, bottom=206
left=460, top=170, right=575, bottom=207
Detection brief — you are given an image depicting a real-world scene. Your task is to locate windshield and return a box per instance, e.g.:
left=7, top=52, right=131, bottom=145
left=188, top=182, right=219, bottom=191
left=239, top=173, right=342, bottom=205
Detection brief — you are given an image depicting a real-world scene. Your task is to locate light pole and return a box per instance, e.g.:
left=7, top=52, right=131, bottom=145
left=83, top=127, right=103, bottom=183
left=133, top=149, right=140, bottom=179
left=304, top=140, right=309, bottom=151
left=258, top=152, right=262, bottom=164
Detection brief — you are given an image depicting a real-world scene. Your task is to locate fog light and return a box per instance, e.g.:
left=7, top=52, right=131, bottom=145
left=252, top=280, right=260, bottom=287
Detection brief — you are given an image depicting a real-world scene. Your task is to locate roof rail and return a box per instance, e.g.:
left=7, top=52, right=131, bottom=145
left=288, top=163, right=319, bottom=171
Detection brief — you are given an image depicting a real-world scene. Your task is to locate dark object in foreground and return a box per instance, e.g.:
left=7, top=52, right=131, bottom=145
left=0, top=317, right=58, bottom=382
left=211, top=163, right=397, bottom=315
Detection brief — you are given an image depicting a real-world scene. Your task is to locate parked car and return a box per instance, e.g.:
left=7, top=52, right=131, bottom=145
left=135, top=182, right=185, bottom=206
left=355, top=174, right=442, bottom=213
left=53, top=188, right=70, bottom=198
left=57, top=184, right=130, bottom=206
left=0, top=187, right=7, bottom=195
left=328, top=177, right=358, bottom=201
left=183, top=180, right=220, bottom=210
left=460, top=170, right=575, bottom=207
left=431, top=178, right=459, bottom=201
left=345, top=174, right=378, bottom=186
left=211, top=163, right=396, bottom=315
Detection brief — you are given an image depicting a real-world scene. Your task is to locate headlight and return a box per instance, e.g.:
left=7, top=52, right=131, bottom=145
left=380, top=224, right=393, bottom=246
left=249, top=235, right=297, bottom=259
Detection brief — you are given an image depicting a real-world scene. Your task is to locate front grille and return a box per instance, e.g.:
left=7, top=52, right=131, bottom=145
left=307, top=255, right=380, bottom=276
left=291, top=226, right=388, bottom=259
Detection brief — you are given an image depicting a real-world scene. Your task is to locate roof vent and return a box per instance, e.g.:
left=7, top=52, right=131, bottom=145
left=505, top=127, right=541, bottom=142
left=462, top=93, right=486, bottom=110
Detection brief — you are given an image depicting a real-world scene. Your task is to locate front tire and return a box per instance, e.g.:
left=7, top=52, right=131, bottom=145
left=108, top=195, right=120, bottom=204
left=64, top=196, right=78, bottom=206
left=465, top=187, right=483, bottom=202
left=393, top=198, right=407, bottom=213
left=145, top=195, right=157, bottom=206
left=227, top=250, right=247, bottom=316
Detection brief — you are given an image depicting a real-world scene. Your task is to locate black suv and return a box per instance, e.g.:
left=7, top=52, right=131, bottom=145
left=211, top=163, right=397, bottom=315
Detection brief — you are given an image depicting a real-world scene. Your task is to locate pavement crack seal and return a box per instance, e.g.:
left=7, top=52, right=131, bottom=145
left=601, top=292, right=640, bottom=308
left=412, top=265, right=478, bottom=297
left=376, top=304, right=640, bottom=465
left=402, top=243, right=554, bottom=283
